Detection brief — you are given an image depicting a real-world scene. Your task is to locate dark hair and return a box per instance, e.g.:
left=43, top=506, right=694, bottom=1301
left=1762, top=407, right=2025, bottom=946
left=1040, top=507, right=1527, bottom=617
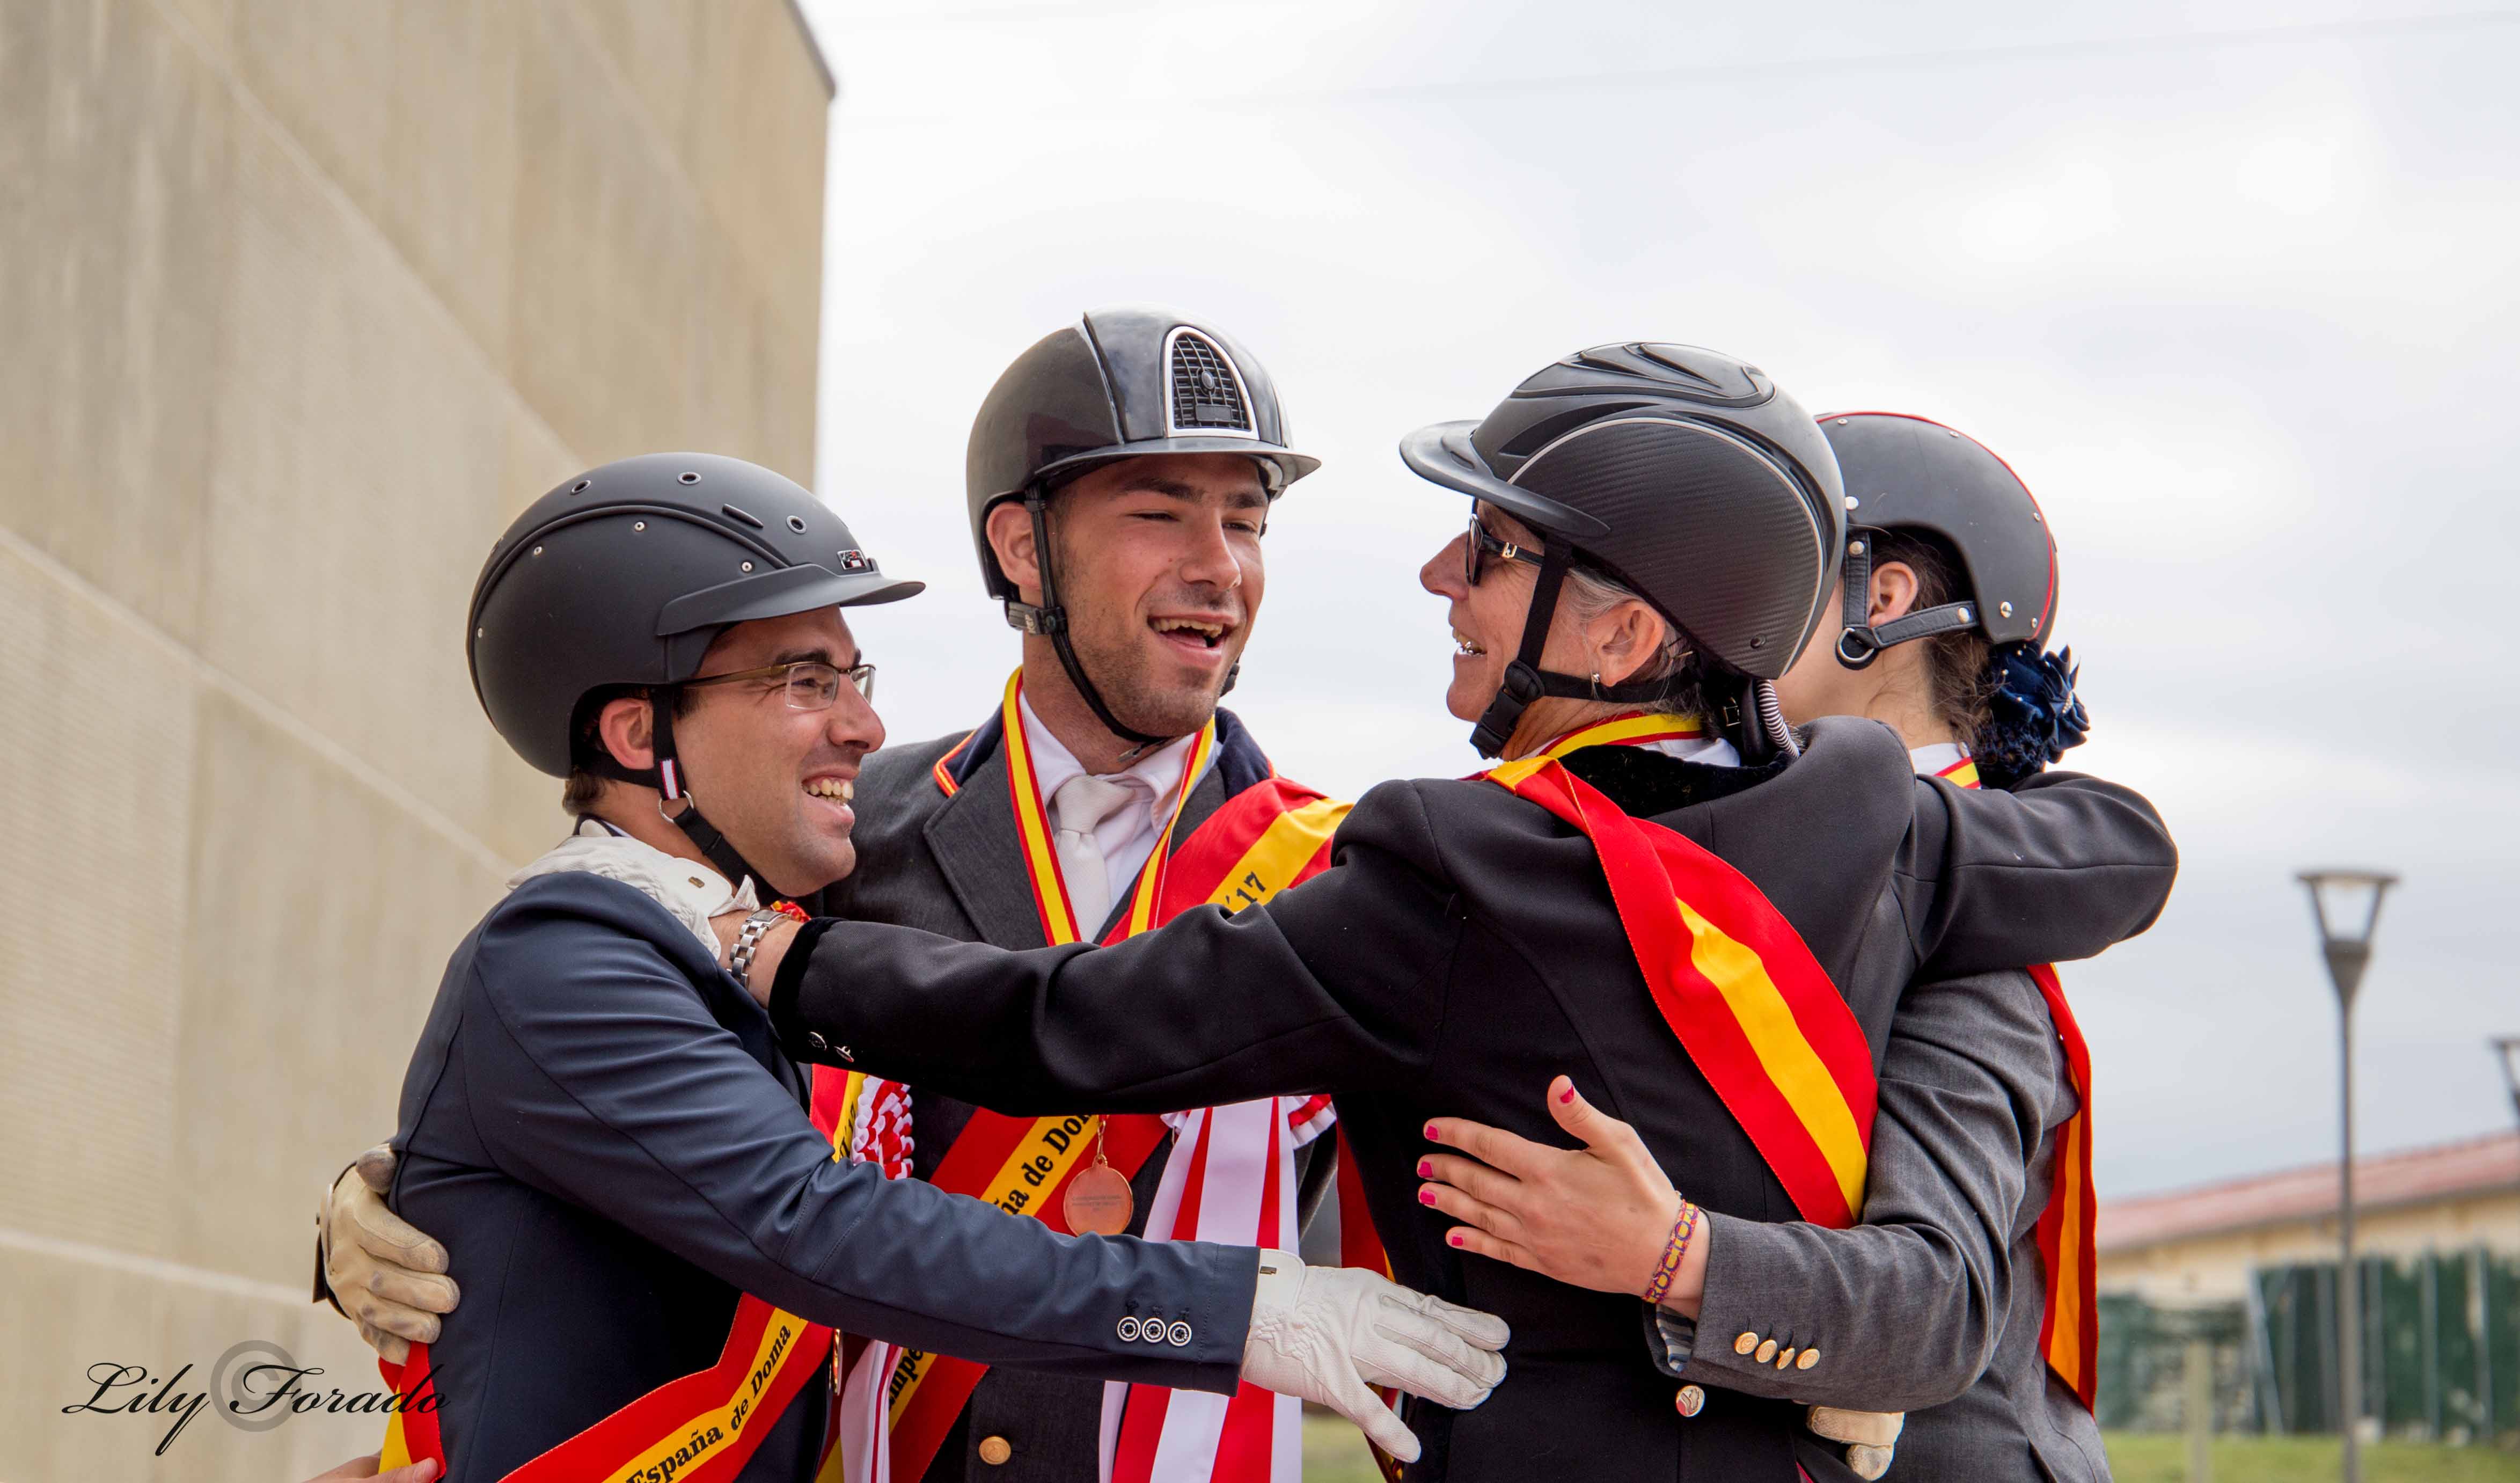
left=561, top=684, right=702, bottom=814
left=1870, top=527, right=2089, bottom=787
left=1865, top=527, right=1997, bottom=742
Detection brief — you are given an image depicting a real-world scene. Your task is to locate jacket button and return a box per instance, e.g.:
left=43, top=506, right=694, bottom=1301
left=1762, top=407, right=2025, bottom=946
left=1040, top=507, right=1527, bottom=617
left=978, top=1435, right=1012, bottom=1466
left=805, top=1031, right=828, bottom=1051
left=1733, top=1332, right=1760, bottom=1356
left=1755, top=1339, right=1779, bottom=1365
left=1675, top=1385, right=1705, bottom=1418
left=1775, top=1346, right=1797, bottom=1370
left=1797, top=1349, right=1821, bottom=1370
left=1167, top=1319, right=1193, bottom=1347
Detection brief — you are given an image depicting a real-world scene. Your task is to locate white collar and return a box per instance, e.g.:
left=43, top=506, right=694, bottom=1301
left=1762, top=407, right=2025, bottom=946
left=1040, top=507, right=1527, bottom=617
left=504, top=817, right=760, bottom=953
left=1016, top=691, right=1209, bottom=815
left=1636, top=733, right=1740, bottom=769
left=1908, top=740, right=1972, bottom=779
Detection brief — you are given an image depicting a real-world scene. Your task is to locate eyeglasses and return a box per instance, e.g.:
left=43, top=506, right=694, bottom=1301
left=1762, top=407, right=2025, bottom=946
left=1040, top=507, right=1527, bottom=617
left=1464, top=513, right=1545, bottom=588
left=680, top=659, right=876, bottom=711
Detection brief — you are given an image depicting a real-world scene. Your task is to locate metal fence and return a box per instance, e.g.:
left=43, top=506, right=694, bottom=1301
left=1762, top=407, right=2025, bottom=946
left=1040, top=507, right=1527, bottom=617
left=2098, top=1248, right=2520, bottom=1445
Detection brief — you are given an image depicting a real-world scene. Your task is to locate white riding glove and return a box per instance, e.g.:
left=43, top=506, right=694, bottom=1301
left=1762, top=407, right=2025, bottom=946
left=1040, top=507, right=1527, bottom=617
left=1807, top=1405, right=1903, bottom=1480
left=1237, top=1251, right=1510, bottom=1463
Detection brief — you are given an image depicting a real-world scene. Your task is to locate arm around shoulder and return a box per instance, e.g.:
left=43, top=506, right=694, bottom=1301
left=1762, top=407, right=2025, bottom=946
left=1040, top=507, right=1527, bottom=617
left=1915, top=769, right=2179, bottom=977
left=766, top=779, right=1468, bottom=1110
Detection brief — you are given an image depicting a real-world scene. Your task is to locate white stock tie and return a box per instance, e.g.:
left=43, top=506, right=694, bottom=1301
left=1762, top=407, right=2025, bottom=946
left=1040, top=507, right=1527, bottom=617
left=1050, top=772, right=1140, bottom=937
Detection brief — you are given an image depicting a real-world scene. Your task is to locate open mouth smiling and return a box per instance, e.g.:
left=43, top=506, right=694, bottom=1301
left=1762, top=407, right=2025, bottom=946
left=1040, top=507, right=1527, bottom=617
left=1150, top=615, right=1236, bottom=653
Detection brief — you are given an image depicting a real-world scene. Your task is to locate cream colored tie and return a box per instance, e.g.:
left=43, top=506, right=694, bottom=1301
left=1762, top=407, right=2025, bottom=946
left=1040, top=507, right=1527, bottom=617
left=1050, top=772, right=1139, bottom=937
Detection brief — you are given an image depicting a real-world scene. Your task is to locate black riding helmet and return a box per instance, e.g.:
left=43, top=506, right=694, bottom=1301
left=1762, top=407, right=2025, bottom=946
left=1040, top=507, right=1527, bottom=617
left=1401, top=342, right=1844, bottom=759
left=470, top=452, right=922, bottom=893
left=965, top=306, right=1318, bottom=749
left=1819, top=412, right=2085, bottom=786
left=1819, top=411, right=2057, bottom=666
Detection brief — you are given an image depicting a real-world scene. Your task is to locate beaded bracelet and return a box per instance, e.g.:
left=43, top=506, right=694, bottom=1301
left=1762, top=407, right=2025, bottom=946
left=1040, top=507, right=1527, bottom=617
left=1642, top=1198, right=1702, bottom=1306
left=768, top=899, right=811, bottom=923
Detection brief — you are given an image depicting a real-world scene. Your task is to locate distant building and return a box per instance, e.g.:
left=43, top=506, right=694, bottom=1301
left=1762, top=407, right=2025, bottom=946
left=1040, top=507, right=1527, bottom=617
left=2099, top=1130, right=2520, bottom=1306
left=2093, top=1132, right=2520, bottom=1441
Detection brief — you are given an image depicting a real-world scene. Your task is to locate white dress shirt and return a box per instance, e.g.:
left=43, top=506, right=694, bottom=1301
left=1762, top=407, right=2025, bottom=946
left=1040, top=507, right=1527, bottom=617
left=1019, top=693, right=1215, bottom=924
left=1637, top=733, right=1739, bottom=768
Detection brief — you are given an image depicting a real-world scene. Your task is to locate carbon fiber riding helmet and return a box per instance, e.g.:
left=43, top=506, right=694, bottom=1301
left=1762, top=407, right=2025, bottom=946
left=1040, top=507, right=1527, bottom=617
left=1402, top=342, right=1844, bottom=759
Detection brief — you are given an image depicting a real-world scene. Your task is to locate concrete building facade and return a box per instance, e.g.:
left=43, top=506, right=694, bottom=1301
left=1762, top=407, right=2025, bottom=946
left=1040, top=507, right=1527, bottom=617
left=0, top=3, right=832, bottom=1477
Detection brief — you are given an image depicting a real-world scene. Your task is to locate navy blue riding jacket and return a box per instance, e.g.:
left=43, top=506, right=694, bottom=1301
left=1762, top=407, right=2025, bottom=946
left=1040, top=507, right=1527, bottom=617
left=389, top=871, right=1255, bottom=1483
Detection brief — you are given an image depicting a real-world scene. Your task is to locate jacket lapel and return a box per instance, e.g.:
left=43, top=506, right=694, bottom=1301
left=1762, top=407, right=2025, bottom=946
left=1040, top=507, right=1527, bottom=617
left=921, top=723, right=1052, bottom=950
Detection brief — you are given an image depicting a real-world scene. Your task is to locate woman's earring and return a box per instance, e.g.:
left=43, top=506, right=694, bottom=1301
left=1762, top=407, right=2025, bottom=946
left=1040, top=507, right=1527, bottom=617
left=1589, top=668, right=1604, bottom=700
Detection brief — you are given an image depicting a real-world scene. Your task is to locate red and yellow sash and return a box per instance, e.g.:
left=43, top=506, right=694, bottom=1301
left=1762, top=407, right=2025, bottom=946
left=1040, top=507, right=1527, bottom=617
left=379, top=1120, right=844, bottom=1483
left=1936, top=763, right=2097, bottom=1410
left=869, top=673, right=1350, bottom=1483
left=1484, top=714, right=1878, bottom=1227
left=2027, top=964, right=2097, bottom=1409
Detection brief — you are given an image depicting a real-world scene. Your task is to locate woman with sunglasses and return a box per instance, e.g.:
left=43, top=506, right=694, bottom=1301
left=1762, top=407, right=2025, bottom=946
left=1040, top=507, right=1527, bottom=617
left=731, top=345, right=2178, bottom=1482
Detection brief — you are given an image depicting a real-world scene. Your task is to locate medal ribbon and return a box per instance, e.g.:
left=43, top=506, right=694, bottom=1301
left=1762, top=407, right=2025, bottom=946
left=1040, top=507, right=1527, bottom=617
left=866, top=675, right=1349, bottom=1483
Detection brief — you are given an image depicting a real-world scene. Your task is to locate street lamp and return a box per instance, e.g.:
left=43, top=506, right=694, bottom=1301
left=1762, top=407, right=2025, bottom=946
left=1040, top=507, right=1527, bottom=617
left=2298, top=868, right=2397, bottom=1483
left=2493, top=1038, right=2520, bottom=1130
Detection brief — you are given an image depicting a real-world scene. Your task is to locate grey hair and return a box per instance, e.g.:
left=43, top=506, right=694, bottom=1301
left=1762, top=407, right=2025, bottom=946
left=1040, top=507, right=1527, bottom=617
left=1561, top=566, right=1692, bottom=685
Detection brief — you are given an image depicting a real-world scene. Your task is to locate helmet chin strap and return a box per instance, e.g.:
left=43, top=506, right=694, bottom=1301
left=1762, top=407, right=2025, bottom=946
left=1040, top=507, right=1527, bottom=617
left=587, top=691, right=801, bottom=908
left=1832, top=528, right=1980, bottom=670
left=1467, top=550, right=1688, bottom=758
left=1001, top=489, right=1176, bottom=760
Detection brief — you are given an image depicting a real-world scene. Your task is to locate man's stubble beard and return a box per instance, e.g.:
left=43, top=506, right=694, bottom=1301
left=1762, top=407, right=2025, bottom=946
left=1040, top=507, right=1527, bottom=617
left=1047, top=521, right=1238, bottom=744
left=1063, top=611, right=1230, bottom=742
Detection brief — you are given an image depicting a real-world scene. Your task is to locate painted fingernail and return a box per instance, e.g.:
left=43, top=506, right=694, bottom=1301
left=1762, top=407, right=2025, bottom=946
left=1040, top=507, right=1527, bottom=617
left=1448, top=1232, right=1465, bottom=1247
left=1417, top=1159, right=1433, bottom=1178
left=1419, top=1186, right=1438, bottom=1205
left=1558, top=1085, right=1576, bottom=1104
left=1425, top=1122, right=1441, bottom=1142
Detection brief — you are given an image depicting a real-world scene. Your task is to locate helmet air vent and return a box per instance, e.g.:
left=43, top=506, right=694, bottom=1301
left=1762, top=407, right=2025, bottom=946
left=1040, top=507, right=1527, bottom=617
left=1164, top=328, right=1255, bottom=437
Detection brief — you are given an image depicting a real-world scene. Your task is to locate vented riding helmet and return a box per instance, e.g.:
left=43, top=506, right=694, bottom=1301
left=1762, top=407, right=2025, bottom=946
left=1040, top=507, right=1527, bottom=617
left=1816, top=412, right=2057, bottom=666
left=1402, top=343, right=1844, bottom=759
left=965, top=306, right=1318, bottom=748
left=470, top=452, right=921, bottom=890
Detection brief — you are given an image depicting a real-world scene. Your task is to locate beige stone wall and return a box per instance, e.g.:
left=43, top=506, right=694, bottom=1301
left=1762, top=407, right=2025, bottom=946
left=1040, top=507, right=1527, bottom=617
left=0, top=2, right=830, bottom=1477
left=2099, top=1190, right=2520, bottom=1307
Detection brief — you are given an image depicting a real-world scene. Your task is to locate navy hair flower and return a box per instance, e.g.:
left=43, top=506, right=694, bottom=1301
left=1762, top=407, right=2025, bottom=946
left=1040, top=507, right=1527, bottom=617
left=1975, top=645, right=2089, bottom=789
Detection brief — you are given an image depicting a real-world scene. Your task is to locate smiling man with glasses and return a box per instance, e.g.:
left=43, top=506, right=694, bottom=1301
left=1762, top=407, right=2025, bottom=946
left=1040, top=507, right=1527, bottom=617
left=309, top=452, right=1505, bottom=1483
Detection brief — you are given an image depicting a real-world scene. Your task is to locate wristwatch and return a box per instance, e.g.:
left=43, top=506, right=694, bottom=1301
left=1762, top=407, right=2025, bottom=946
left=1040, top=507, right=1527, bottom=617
left=728, top=908, right=790, bottom=990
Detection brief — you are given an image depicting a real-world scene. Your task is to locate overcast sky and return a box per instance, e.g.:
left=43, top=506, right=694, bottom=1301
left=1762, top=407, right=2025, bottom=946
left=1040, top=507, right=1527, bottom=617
left=791, top=0, right=2518, bottom=1199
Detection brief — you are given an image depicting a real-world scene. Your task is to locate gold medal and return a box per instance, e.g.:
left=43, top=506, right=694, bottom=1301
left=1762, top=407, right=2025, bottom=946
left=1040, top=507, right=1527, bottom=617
left=1061, top=1119, right=1136, bottom=1236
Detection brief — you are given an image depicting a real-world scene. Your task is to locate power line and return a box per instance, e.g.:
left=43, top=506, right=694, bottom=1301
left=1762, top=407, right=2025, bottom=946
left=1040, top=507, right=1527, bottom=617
left=829, top=7, right=2520, bottom=122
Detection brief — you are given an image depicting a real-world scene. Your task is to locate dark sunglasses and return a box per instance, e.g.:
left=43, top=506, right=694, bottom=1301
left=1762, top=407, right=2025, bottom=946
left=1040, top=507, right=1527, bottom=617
left=1464, top=513, right=1545, bottom=588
